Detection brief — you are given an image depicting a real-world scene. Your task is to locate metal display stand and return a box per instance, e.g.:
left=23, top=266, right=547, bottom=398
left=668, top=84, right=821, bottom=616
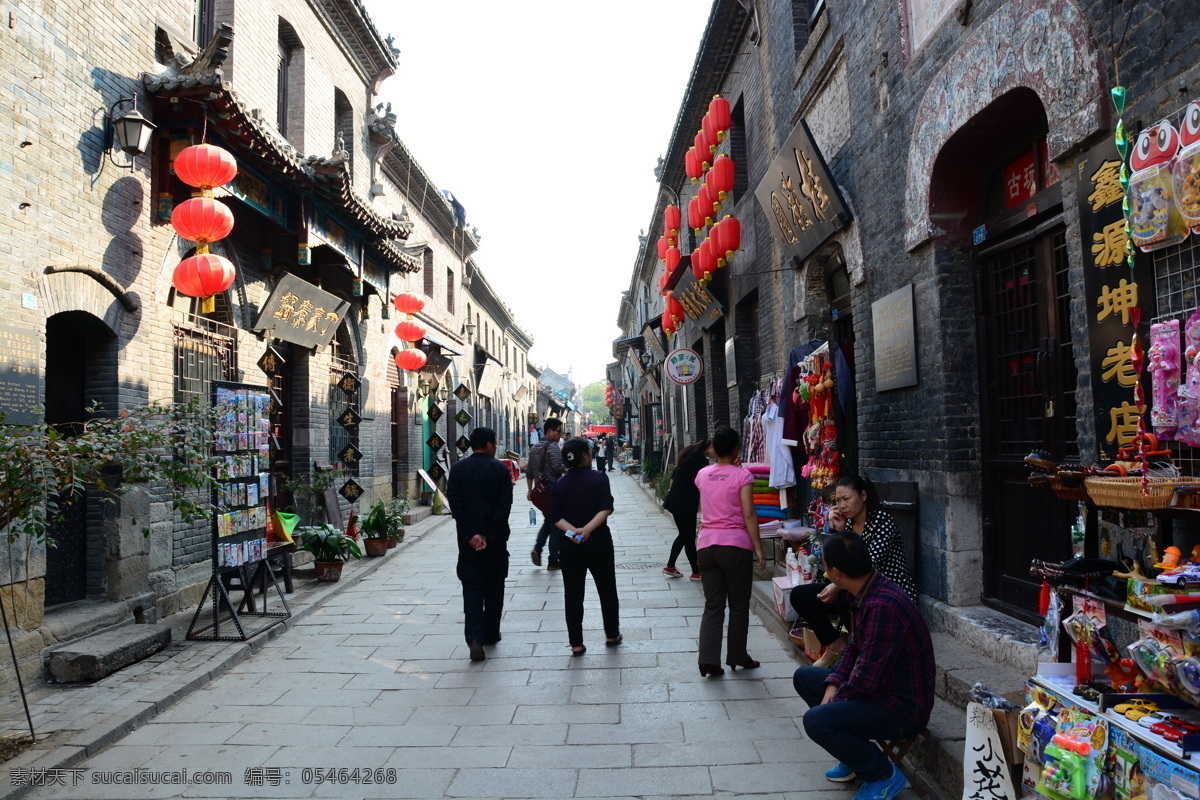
left=187, top=380, right=291, bottom=641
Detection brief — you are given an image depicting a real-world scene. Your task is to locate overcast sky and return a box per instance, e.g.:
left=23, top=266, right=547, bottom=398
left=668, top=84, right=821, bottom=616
left=366, top=1, right=711, bottom=387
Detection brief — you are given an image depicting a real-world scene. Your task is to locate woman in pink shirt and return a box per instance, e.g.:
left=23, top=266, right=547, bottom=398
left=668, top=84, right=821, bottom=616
left=694, top=427, right=765, bottom=677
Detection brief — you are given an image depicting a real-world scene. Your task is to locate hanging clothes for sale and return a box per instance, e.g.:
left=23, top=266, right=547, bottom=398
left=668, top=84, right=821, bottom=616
left=762, top=377, right=795, bottom=490
left=780, top=340, right=853, bottom=448
left=742, top=389, right=767, bottom=464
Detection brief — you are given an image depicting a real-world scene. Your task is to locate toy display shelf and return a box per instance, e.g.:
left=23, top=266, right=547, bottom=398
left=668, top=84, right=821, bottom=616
left=1032, top=666, right=1200, bottom=768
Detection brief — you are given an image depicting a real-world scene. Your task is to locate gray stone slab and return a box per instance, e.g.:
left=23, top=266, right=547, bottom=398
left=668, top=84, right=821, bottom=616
left=446, top=768, right=578, bottom=798
left=567, top=722, right=684, bottom=745
left=634, top=740, right=764, bottom=767
left=406, top=703, right=516, bottom=726
left=507, top=744, right=632, bottom=769
left=48, top=625, right=172, bottom=683
left=451, top=723, right=569, bottom=747
left=513, top=703, right=619, bottom=725
left=575, top=765, right=713, bottom=797
left=339, top=723, right=458, bottom=748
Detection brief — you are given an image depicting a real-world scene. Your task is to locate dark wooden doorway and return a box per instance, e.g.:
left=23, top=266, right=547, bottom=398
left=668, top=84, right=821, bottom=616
left=978, top=225, right=1079, bottom=616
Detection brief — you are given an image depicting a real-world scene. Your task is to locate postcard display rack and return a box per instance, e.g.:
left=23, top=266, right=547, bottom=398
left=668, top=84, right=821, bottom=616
left=186, top=381, right=290, bottom=641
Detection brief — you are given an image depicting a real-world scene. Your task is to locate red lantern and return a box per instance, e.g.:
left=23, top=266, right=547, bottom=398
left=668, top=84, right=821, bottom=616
left=656, top=236, right=668, bottom=261
left=694, top=239, right=712, bottom=282
left=173, top=253, right=235, bottom=312
left=702, top=113, right=720, bottom=151
left=659, top=271, right=669, bottom=295
left=394, top=348, right=427, bottom=372
left=666, top=231, right=678, bottom=247
left=710, top=219, right=725, bottom=267
left=697, top=185, right=717, bottom=224
left=667, top=292, right=685, bottom=323
left=394, top=319, right=427, bottom=343
left=171, top=197, right=234, bottom=244
left=392, top=292, right=425, bottom=316
left=719, top=215, right=741, bottom=261
left=665, top=246, right=681, bottom=275
left=687, top=196, right=704, bottom=231
left=173, top=144, right=238, bottom=191
left=663, top=205, right=681, bottom=236
left=711, top=155, right=735, bottom=199
left=662, top=311, right=674, bottom=336
left=685, top=148, right=702, bottom=183
left=694, top=130, right=712, bottom=166
left=709, top=95, right=732, bottom=135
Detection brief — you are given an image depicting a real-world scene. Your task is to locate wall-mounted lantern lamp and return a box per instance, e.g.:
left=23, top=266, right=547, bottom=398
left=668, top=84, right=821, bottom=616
left=463, top=321, right=476, bottom=343
left=436, top=386, right=450, bottom=403
left=418, top=377, right=431, bottom=398
left=107, top=96, right=156, bottom=168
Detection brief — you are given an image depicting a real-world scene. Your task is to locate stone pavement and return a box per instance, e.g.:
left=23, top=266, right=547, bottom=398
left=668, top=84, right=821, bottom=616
left=6, top=471, right=921, bottom=799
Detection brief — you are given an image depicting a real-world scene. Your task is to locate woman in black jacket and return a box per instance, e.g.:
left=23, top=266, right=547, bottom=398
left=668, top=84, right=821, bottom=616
left=661, top=439, right=710, bottom=580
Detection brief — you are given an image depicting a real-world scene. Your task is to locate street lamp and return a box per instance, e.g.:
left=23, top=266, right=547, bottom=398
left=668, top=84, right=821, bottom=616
left=463, top=321, right=476, bottom=343
left=418, top=377, right=431, bottom=398
left=107, top=96, right=156, bottom=168
left=436, top=386, right=449, bottom=403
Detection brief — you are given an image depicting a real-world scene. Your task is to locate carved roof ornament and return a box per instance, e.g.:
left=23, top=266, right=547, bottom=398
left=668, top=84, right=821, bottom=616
left=178, top=23, right=235, bottom=77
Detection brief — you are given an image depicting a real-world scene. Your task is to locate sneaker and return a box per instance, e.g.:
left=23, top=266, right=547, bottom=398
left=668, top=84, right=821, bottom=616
left=825, top=762, right=856, bottom=782
left=689, top=573, right=703, bottom=581
left=852, top=765, right=907, bottom=800
left=530, top=549, right=542, bottom=567
left=663, top=566, right=683, bottom=577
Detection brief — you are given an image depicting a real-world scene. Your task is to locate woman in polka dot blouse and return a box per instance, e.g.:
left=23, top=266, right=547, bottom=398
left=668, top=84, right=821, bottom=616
left=790, top=475, right=916, bottom=667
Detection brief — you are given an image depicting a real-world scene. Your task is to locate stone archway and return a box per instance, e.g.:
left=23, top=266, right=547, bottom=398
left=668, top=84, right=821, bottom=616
left=903, top=0, right=1104, bottom=250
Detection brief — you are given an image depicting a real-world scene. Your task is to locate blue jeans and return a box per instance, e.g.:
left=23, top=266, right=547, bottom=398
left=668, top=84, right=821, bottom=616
left=793, top=666, right=913, bottom=782
left=533, top=517, right=560, bottom=564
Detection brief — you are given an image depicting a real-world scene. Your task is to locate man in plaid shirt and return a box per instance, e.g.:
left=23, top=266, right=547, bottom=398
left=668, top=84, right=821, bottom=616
left=792, top=532, right=935, bottom=800
left=526, top=417, right=565, bottom=569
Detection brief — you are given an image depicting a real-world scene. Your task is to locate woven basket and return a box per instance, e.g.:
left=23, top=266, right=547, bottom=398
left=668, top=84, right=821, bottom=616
left=1048, top=473, right=1089, bottom=502
left=1084, top=476, right=1200, bottom=509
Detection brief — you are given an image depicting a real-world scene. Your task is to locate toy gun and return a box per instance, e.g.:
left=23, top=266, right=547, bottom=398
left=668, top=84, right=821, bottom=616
left=1040, top=734, right=1091, bottom=800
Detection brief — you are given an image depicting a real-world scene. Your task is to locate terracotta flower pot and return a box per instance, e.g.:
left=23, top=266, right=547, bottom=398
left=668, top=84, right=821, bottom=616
left=387, top=529, right=405, bottom=548
left=314, top=561, right=345, bottom=582
left=364, top=538, right=389, bottom=557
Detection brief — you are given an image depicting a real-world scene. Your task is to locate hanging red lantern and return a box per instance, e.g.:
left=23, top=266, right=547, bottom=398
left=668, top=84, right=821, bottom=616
left=694, top=130, right=713, bottom=167
left=685, top=148, right=703, bottom=183
left=392, top=292, right=425, bottom=316
left=172, top=253, right=235, bottom=313
left=695, top=239, right=713, bottom=283
left=171, top=197, right=234, bottom=245
left=697, top=185, right=717, bottom=224
left=666, top=231, right=678, bottom=247
left=667, top=292, right=685, bottom=323
left=662, top=311, right=674, bottom=336
left=687, top=196, right=704, bottom=232
left=173, top=144, right=238, bottom=192
left=394, top=319, right=427, bottom=343
left=709, top=95, right=732, bottom=135
left=703, top=170, right=723, bottom=214
left=663, top=205, right=681, bottom=236
left=656, top=236, right=668, bottom=261
left=659, top=271, right=670, bottom=295
left=719, top=215, right=741, bottom=261
left=665, top=246, right=681, bottom=275
left=711, top=155, right=735, bottom=199
left=394, top=348, right=428, bottom=372
left=711, top=219, right=726, bottom=268
left=702, top=113, right=720, bottom=151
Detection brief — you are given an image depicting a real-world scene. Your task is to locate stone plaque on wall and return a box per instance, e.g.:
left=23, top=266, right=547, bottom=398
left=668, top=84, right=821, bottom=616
left=871, top=285, right=918, bottom=392
left=0, top=323, right=40, bottom=425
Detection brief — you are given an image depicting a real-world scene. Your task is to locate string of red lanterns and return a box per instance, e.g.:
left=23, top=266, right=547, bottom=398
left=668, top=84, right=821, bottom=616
left=392, top=292, right=428, bottom=372
left=170, top=143, right=239, bottom=314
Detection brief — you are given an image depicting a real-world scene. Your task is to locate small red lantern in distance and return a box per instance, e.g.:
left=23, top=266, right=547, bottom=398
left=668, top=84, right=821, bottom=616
left=392, top=292, right=425, bottom=316
left=394, top=319, right=427, bottom=343
left=702, top=113, right=720, bottom=151
left=711, top=155, right=735, bottom=199
left=709, top=95, right=732, bottom=136
left=659, top=271, right=669, bottom=295
left=663, top=205, right=681, bottom=236
left=719, top=215, right=741, bottom=260
left=685, top=148, right=702, bottom=183
left=394, top=348, right=427, bottom=372
left=697, top=185, right=717, bottom=224
left=694, top=130, right=713, bottom=166
left=667, top=292, right=684, bottom=323
left=687, top=197, right=704, bottom=232
left=171, top=197, right=234, bottom=244
left=656, top=236, right=668, bottom=261
left=174, top=144, right=238, bottom=191
left=710, top=219, right=725, bottom=267
left=666, top=246, right=681, bottom=274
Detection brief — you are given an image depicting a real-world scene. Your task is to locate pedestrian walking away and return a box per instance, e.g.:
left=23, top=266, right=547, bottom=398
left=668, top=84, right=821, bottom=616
left=445, top=427, right=514, bottom=662
left=792, top=532, right=934, bottom=800
left=526, top=417, right=566, bottom=570
left=595, top=435, right=608, bottom=473
left=661, top=438, right=709, bottom=581
left=790, top=474, right=916, bottom=668
left=694, top=427, right=765, bottom=677
left=548, top=437, right=620, bottom=656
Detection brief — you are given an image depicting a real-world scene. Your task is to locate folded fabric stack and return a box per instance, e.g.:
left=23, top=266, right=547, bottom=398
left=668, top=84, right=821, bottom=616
left=744, top=463, right=788, bottom=521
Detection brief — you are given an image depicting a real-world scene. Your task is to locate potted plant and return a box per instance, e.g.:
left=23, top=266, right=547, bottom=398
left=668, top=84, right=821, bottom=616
left=361, top=496, right=408, bottom=553
left=298, top=524, right=362, bottom=581
left=386, top=494, right=409, bottom=547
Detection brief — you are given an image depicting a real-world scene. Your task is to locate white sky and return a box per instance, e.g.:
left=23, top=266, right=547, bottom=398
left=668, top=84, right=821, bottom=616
left=366, top=1, right=711, bottom=387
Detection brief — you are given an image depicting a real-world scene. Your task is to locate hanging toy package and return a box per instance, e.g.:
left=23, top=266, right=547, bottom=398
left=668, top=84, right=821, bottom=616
left=1149, top=320, right=1182, bottom=439
left=1130, top=120, right=1188, bottom=252
left=1172, top=101, right=1200, bottom=233
left=1177, top=310, right=1200, bottom=446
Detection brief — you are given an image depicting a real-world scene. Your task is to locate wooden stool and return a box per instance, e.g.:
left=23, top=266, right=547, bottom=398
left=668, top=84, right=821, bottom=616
left=878, top=735, right=925, bottom=798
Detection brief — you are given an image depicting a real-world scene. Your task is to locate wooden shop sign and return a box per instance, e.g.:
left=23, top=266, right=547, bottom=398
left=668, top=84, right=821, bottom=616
left=252, top=273, right=350, bottom=350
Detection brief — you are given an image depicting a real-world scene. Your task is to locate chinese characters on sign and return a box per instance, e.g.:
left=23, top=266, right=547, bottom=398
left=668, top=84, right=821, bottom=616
left=664, top=349, right=703, bottom=386
left=0, top=323, right=40, bottom=425
left=671, top=268, right=726, bottom=330
left=871, top=285, right=919, bottom=392
left=251, top=273, right=350, bottom=350
left=1003, top=150, right=1038, bottom=209
left=962, top=702, right=1016, bottom=800
left=754, top=120, right=850, bottom=265
left=1077, top=140, right=1154, bottom=459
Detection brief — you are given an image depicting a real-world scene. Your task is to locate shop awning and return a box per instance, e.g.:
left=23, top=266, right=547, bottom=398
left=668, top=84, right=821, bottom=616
left=612, top=335, right=644, bottom=358
left=421, top=332, right=463, bottom=356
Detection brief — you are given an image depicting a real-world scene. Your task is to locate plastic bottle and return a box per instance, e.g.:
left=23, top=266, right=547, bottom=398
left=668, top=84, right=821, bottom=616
left=786, top=550, right=801, bottom=587
left=529, top=507, right=537, bottom=526
left=798, top=550, right=813, bottom=583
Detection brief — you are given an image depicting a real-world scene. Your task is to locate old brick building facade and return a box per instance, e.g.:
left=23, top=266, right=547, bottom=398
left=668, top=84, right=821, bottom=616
left=0, top=0, right=533, bottom=687
left=617, top=0, right=1198, bottom=628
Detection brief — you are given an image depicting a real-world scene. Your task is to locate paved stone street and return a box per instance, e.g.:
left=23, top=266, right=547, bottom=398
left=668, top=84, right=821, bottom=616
left=16, top=474, right=917, bottom=799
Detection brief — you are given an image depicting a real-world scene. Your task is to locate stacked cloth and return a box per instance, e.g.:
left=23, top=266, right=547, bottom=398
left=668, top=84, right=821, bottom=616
left=744, top=464, right=787, bottom=520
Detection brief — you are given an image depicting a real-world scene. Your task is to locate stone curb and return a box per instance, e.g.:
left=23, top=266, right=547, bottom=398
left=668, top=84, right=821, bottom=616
left=0, top=513, right=454, bottom=800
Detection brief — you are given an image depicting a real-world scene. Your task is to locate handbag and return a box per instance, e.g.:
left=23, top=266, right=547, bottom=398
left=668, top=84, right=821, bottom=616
left=529, top=441, right=554, bottom=512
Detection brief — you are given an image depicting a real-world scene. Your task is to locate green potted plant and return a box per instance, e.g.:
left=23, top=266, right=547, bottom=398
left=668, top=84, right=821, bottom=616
left=385, top=494, right=409, bottom=547
left=298, top=523, right=362, bottom=581
left=360, top=500, right=394, bottom=557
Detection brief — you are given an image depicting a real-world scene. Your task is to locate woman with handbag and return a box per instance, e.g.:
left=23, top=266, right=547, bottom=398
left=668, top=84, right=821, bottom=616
left=527, top=418, right=566, bottom=569
left=548, top=437, right=620, bottom=656
left=662, top=438, right=709, bottom=580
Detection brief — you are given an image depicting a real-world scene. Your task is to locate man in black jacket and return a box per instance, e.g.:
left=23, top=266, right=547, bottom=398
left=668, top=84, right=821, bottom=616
left=446, top=427, right=513, bottom=662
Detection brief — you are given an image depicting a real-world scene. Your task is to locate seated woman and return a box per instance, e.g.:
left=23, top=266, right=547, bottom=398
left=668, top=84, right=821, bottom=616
left=790, top=475, right=916, bottom=667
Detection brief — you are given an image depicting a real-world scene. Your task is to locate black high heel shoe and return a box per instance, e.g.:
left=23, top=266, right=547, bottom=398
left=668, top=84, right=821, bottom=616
left=698, top=663, right=725, bottom=678
left=570, top=645, right=587, bottom=657
left=730, top=659, right=760, bottom=671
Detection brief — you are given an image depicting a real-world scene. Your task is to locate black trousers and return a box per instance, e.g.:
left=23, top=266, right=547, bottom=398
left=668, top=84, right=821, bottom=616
left=457, top=543, right=509, bottom=644
left=789, top=582, right=849, bottom=647
left=698, top=545, right=754, bottom=666
left=667, top=509, right=699, bottom=573
left=559, top=532, right=620, bottom=646
left=596, top=456, right=607, bottom=472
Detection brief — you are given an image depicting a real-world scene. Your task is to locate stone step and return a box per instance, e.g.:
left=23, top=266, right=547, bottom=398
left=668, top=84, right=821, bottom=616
left=47, top=624, right=171, bottom=683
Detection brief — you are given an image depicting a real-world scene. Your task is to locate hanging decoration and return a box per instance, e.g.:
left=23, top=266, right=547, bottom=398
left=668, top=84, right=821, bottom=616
left=656, top=235, right=668, bottom=260
left=1129, top=120, right=1187, bottom=252
left=663, top=205, right=681, bottom=237
left=702, top=113, right=720, bottom=152
left=685, top=148, right=703, bottom=182
left=171, top=197, right=234, bottom=247
left=665, top=245, right=681, bottom=275
left=393, top=292, right=426, bottom=315
left=708, top=95, right=731, bottom=136
left=717, top=215, right=741, bottom=263
left=694, top=130, right=713, bottom=169
left=170, top=143, right=239, bottom=313
left=666, top=292, right=685, bottom=323
left=394, top=348, right=428, bottom=371
left=392, top=291, right=428, bottom=371
left=173, top=144, right=238, bottom=192
left=394, top=319, right=427, bottom=343
left=711, top=155, right=735, bottom=200
left=172, top=254, right=235, bottom=314
left=687, top=196, right=705, bottom=233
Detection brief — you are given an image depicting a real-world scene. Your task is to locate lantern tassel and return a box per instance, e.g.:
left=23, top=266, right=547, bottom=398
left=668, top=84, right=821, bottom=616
left=195, top=241, right=210, bottom=255
left=201, top=296, right=216, bottom=314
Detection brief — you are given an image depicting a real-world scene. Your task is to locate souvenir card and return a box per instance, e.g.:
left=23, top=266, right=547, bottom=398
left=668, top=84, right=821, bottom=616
left=259, top=474, right=270, bottom=497
left=247, top=483, right=258, bottom=507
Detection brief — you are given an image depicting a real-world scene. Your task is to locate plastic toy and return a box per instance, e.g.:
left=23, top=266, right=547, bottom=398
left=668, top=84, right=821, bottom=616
left=1103, top=658, right=1140, bottom=692
left=1149, top=320, right=1182, bottom=438
left=1177, top=310, right=1200, bottom=446
left=1157, top=564, right=1200, bottom=588
left=1172, top=102, right=1200, bottom=232
left=1176, top=656, right=1200, bottom=696
left=1160, top=720, right=1200, bottom=743
left=1113, top=698, right=1160, bottom=717
left=1130, top=120, right=1188, bottom=252
left=1038, top=733, right=1091, bottom=800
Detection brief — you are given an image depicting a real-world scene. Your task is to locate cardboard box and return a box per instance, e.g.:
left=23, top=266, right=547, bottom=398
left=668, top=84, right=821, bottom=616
left=992, top=708, right=1022, bottom=765
left=772, top=577, right=799, bottom=622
